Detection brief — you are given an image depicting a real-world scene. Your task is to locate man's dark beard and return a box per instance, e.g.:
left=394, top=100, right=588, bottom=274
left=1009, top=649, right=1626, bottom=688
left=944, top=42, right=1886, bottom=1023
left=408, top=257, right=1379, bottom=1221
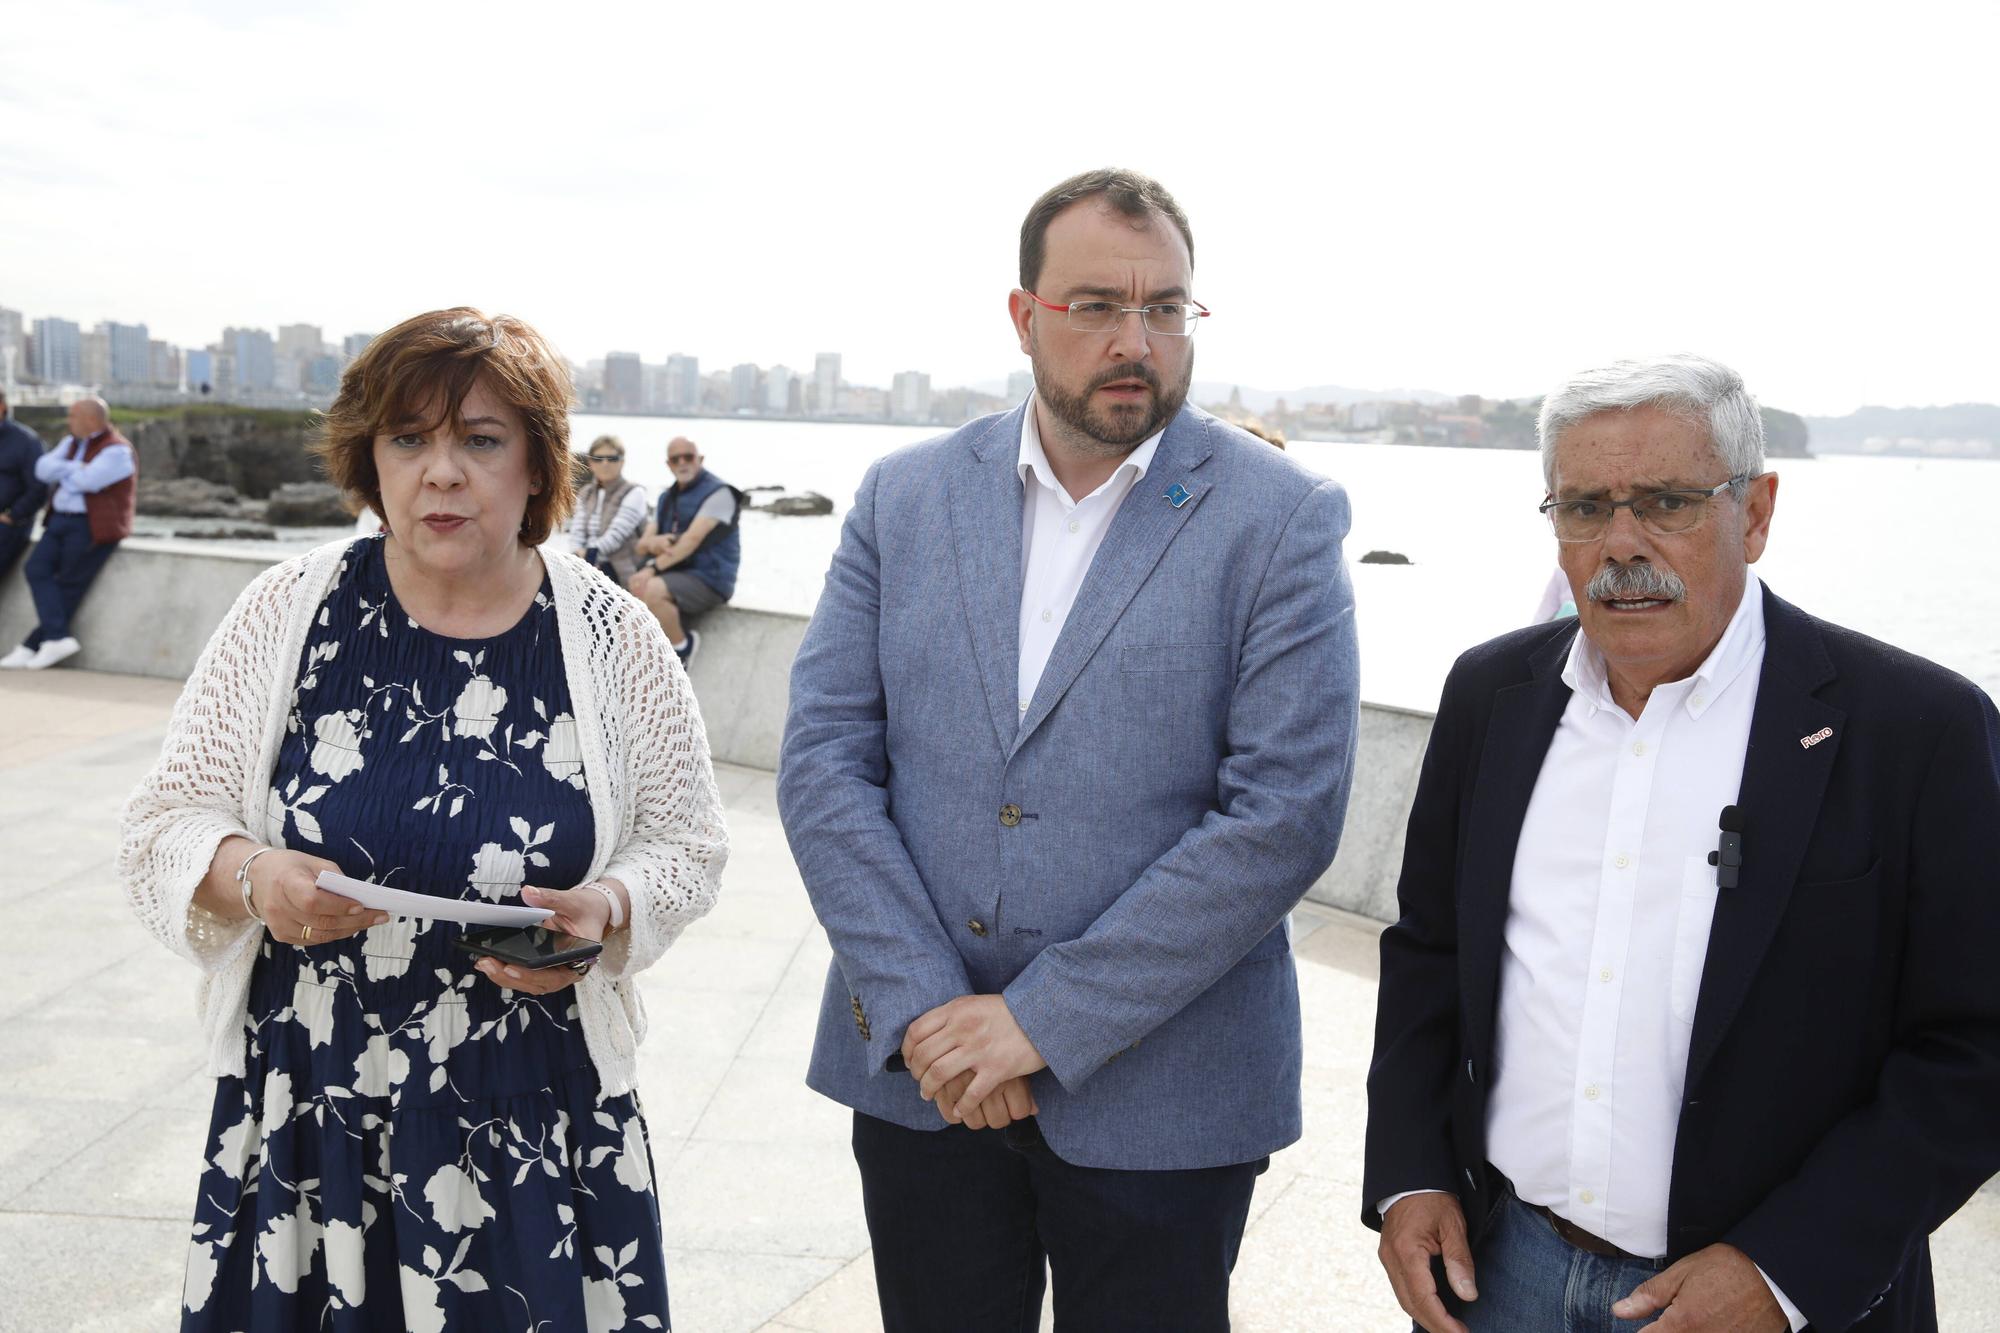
left=1033, top=360, right=1192, bottom=454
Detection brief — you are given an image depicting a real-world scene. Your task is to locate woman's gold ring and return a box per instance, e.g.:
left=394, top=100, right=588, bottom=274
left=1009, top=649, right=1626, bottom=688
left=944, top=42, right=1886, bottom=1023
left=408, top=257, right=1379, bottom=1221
left=302, top=924, right=314, bottom=943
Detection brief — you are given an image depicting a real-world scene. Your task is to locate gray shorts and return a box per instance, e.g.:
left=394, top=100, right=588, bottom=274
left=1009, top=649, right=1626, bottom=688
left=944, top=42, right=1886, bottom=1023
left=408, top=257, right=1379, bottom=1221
left=661, top=569, right=726, bottom=620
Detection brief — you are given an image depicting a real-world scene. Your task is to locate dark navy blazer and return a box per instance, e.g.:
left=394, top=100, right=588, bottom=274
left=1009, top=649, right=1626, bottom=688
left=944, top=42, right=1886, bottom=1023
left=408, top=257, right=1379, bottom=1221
left=1364, top=586, right=2000, bottom=1332
left=0, top=415, right=47, bottom=523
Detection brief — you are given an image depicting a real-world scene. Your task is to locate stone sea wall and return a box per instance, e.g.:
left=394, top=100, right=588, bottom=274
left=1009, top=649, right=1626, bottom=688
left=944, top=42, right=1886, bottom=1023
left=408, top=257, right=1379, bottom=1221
left=0, top=542, right=1427, bottom=923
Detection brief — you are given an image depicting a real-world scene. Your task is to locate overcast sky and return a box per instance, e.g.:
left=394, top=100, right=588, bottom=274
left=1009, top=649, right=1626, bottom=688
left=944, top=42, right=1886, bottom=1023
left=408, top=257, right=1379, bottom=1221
left=4, top=0, right=1994, bottom=417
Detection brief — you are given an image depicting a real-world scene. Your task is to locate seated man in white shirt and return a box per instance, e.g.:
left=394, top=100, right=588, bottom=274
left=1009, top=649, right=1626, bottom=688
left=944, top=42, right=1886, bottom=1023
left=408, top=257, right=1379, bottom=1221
left=1364, top=355, right=2000, bottom=1333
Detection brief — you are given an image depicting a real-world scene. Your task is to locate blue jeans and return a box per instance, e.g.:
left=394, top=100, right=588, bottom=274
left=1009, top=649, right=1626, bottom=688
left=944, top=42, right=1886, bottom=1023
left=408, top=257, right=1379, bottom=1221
left=1437, top=1188, right=1667, bottom=1333
left=22, top=512, right=118, bottom=647
left=852, top=1111, right=1266, bottom=1333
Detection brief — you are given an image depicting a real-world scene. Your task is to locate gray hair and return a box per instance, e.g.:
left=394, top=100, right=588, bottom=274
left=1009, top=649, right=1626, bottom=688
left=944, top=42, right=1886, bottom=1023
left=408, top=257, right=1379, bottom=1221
left=1537, top=354, right=1764, bottom=490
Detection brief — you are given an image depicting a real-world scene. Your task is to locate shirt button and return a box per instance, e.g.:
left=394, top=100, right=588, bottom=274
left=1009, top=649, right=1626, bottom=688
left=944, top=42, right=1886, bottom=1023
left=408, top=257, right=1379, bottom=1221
left=1614, top=854, right=1630, bottom=869
left=1632, top=741, right=1647, bottom=757
left=1692, top=693, right=1707, bottom=708
left=1584, top=1084, right=1600, bottom=1101
left=1579, top=1189, right=1595, bottom=1204
left=1019, top=699, right=1030, bottom=712
left=1599, top=967, right=1614, bottom=983
left=1040, top=608, right=1052, bottom=622
left=1067, top=520, right=1080, bottom=534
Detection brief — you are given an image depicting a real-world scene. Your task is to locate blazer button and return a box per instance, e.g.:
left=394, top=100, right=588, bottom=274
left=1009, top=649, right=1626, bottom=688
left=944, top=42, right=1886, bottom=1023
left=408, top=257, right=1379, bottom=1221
left=999, top=804, right=1022, bottom=827
left=967, top=919, right=987, bottom=937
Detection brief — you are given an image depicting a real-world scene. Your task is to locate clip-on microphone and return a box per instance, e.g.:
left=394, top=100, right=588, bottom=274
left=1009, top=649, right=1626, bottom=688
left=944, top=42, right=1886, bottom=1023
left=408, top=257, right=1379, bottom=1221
left=1707, top=805, right=1745, bottom=888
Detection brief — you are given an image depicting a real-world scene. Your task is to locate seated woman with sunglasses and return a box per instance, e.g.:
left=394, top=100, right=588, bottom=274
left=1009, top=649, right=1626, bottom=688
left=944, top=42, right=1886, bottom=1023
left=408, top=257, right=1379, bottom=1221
left=119, top=308, right=727, bottom=1331
left=568, top=434, right=651, bottom=582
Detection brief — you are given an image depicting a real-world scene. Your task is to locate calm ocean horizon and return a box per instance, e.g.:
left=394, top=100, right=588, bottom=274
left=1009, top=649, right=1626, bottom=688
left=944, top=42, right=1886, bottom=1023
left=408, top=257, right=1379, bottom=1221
left=156, top=410, right=2000, bottom=713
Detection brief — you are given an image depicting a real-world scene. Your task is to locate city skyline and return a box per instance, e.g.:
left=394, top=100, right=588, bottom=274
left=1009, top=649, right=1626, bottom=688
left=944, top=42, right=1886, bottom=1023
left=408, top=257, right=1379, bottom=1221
left=4, top=3, right=1997, bottom=420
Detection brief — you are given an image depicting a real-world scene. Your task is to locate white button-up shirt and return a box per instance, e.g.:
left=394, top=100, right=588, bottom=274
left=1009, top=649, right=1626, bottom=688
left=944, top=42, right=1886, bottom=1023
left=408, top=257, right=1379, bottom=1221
left=1487, top=569, right=1800, bottom=1328
left=1015, top=397, right=1162, bottom=717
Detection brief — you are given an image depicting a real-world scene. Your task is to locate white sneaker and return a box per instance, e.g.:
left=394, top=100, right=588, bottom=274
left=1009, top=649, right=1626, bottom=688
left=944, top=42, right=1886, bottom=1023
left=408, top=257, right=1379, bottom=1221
left=0, top=645, right=35, bottom=669
left=25, top=637, right=80, bottom=670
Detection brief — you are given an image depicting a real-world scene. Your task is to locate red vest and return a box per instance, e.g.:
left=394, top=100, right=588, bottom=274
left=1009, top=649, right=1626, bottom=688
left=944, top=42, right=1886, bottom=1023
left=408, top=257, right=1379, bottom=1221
left=46, top=428, right=137, bottom=544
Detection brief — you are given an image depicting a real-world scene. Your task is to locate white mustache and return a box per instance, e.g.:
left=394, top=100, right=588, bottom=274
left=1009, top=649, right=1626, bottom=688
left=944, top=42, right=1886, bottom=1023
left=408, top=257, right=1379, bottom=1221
left=1586, top=562, right=1687, bottom=603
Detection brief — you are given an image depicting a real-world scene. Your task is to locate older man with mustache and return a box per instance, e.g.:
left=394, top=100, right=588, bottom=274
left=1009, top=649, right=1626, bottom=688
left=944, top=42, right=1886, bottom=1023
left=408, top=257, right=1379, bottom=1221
left=1363, top=355, right=2000, bottom=1333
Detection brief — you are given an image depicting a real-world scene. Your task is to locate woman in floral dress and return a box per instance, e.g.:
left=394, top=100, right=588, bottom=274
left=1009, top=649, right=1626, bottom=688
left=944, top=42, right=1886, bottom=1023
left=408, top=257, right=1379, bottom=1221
left=119, top=309, right=727, bottom=1331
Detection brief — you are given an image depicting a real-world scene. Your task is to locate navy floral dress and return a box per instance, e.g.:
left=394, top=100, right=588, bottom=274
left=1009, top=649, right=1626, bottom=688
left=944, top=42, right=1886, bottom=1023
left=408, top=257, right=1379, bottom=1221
left=182, top=537, right=670, bottom=1332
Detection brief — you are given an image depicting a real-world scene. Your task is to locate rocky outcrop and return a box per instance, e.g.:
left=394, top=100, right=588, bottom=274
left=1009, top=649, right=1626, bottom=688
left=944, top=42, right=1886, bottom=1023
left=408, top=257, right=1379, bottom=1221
left=17, top=404, right=323, bottom=499
left=755, top=491, right=835, bottom=516
left=264, top=482, right=352, bottom=526
left=140, top=477, right=251, bottom=518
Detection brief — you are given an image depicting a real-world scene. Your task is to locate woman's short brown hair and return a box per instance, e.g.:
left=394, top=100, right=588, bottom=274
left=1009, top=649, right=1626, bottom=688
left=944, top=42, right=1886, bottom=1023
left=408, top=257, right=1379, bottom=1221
left=312, top=308, right=576, bottom=544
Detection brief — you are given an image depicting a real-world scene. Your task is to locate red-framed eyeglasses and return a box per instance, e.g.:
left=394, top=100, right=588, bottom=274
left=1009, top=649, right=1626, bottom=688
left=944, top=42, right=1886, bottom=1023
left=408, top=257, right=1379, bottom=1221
left=1020, top=291, right=1211, bottom=337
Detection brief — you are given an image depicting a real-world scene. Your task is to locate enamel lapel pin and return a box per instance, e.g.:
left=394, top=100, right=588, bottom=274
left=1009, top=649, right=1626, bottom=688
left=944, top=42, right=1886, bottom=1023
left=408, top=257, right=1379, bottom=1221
left=1165, top=483, right=1192, bottom=508
left=1800, top=726, right=1834, bottom=750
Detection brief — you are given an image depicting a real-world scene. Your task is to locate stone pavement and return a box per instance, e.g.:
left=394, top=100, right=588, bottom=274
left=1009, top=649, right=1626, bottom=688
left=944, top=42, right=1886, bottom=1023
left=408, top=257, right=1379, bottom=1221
left=1, top=669, right=1994, bottom=1332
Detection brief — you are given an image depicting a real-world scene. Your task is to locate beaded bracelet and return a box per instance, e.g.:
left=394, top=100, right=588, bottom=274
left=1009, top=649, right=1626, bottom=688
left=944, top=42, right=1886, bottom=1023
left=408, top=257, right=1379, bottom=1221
left=584, top=876, right=620, bottom=928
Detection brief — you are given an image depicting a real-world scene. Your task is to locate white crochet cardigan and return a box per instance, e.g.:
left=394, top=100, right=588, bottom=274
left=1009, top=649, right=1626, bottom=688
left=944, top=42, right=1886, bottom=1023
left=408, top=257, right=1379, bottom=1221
left=118, top=538, right=728, bottom=1096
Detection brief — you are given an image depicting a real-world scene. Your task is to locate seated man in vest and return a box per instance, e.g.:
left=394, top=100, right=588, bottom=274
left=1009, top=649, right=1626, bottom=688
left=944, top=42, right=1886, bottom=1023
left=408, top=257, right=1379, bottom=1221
left=627, top=436, right=744, bottom=666
left=1, top=396, right=136, bottom=670
left=0, top=387, right=48, bottom=583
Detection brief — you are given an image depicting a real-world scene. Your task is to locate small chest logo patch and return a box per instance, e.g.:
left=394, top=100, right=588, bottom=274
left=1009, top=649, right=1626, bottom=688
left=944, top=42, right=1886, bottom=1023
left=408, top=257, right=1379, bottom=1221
left=1799, top=726, right=1834, bottom=749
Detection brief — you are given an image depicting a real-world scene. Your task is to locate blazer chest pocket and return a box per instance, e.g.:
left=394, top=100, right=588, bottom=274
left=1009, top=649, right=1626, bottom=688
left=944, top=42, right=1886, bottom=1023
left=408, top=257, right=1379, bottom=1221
left=1121, top=642, right=1232, bottom=673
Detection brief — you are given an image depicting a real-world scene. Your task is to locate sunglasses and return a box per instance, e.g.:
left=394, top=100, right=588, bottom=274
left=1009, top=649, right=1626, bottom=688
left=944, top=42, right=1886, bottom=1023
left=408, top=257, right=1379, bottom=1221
left=588, top=453, right=623, bottom=463
left=667, top=454, right=698, bottom=464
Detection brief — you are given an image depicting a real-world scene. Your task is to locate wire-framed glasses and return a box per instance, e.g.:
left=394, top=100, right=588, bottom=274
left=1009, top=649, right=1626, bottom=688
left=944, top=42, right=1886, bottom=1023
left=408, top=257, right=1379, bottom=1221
left=1021, top=290, right=1211, bottom=336
left=1539, top=475, right=1752, bottom=542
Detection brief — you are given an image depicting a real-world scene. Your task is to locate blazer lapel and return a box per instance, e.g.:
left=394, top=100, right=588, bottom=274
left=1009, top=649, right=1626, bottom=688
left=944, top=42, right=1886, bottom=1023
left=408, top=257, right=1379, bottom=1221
left=1685, top=588, right=1844, bottom=1092
left=1459, top=625, right=1576, bottom=1063
left=946, top=406, right=1029, bottom=756
left=1010, top=410, right=1214, bottom=758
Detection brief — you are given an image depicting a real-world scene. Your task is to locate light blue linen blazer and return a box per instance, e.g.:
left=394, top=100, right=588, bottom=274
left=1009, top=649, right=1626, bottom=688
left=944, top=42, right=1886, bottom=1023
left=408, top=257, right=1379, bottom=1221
left=778, top=402, right=1359, bottom=1170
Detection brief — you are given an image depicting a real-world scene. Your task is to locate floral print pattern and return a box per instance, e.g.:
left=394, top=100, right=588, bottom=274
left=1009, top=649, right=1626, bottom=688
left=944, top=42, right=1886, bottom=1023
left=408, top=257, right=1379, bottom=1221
left=183, top=537, right=670, bottom=1331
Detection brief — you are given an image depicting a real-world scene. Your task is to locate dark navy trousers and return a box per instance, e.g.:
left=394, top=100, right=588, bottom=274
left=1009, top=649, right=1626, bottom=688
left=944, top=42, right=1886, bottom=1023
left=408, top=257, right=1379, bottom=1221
left=22, top=512, right=118, bottom=647
left=0, top=516, right=29, bottom=584
left=852, top=1110, right=1266, bottom=1333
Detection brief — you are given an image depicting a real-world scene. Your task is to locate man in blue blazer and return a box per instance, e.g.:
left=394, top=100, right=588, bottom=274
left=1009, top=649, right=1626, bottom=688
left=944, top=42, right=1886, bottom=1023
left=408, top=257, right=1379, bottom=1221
left=1363, top=355, right=2000, bottom=1333
left=780, top=168, right=1359, bottom=1331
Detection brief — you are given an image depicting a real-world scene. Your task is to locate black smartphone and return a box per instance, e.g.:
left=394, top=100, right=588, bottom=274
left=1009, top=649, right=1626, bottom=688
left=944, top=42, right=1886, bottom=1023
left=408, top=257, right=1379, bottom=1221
left=455, top=926, right=604, bottom=972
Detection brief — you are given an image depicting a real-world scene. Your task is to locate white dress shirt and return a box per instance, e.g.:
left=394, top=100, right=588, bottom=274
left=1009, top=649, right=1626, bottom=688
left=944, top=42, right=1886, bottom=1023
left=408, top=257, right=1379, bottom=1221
left=1015, top=397, right=1163, bottom=715
left=1381, top=569, right=1803, bottom=1329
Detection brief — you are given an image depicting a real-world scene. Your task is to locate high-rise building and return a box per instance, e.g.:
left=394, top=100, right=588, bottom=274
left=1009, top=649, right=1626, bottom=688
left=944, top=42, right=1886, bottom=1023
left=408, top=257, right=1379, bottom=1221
left=891, top=371, right=932, bottom=423
left=664, top=354, right=700, bottom=412
left=764, top=364, right=794, bottom=414
left=32, top=317, right=82, bottom=384
left=701, top=369, right=732, bottom=413
left=730, top=363, right=761, bottom=413
left=185, top=348, right=215, bottom=394
left=103, top=322, right=150, bottom=385
left=342, top=332, right=375, bottom=361
left=278, top=324, right=323, bottom=359
left=224, top=327, right=276, bottom=394
left=81, top=329, right=111, bottom=387
left=148, top=339, right=181, bottom=388
left=305, top=355, right=342, bottom=394
left=1007, top=369, right=1034, bottom=403
left=604, top=352, right=644, bottom=412
left=0, top=307, right=23, bottom=388
left=813, top=353, right=841, bottom=415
